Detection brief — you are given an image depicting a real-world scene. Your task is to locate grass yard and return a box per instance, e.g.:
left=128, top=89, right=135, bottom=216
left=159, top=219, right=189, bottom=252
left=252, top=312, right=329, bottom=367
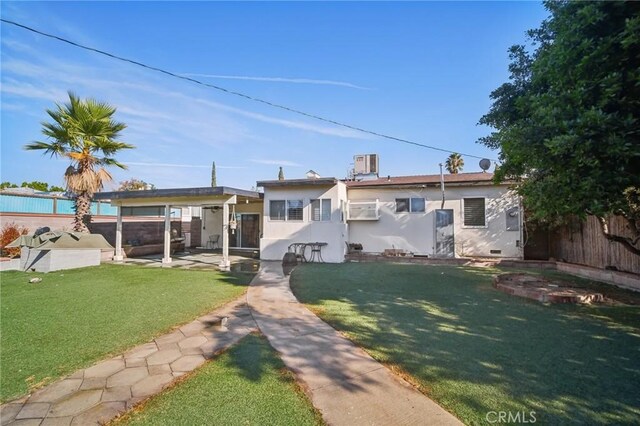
left=0, top=264, right=252, bottom=402
left=116, top=334, right=322, bottom=426
left=291, top=263, right=640, bottom=425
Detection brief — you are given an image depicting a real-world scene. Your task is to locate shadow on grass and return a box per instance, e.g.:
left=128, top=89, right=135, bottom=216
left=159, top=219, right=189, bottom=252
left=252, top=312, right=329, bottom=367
left=290, top=263, right=640, bottom=424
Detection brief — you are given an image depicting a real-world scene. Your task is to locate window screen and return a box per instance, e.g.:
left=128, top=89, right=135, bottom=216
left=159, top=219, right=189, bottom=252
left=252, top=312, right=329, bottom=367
left=269, top=200, right=285, bottom=221
left=311, top=199, right=331, bottom=221
left=287, top=200, right=303, bottom=221
left=464, top=198, right=486, bottom=226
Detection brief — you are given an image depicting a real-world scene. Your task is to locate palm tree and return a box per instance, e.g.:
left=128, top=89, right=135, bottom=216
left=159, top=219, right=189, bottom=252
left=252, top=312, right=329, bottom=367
left=25, top=92, right=133, bottom=232
left=445, top=153, right=464, bottom=174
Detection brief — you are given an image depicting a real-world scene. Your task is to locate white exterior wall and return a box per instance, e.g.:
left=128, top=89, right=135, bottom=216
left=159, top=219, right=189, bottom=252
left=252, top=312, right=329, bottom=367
left=260, top=182, right=348, bottom=263
left=347, top=185, right=522, bottom=258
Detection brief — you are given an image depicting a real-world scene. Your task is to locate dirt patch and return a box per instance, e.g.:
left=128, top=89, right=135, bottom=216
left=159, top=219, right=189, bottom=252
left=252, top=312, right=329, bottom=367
left=494, top=273, right=610, bottom=304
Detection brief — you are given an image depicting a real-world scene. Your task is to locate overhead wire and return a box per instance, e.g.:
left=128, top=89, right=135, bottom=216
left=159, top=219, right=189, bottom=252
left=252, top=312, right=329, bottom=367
left=1, top=18, right=497, bottom=162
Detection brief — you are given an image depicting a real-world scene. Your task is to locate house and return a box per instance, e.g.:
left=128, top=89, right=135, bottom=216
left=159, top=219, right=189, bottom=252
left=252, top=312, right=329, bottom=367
left=94, top=171, right=521, bottom=268
left=257, top=172, right=521, bottom=262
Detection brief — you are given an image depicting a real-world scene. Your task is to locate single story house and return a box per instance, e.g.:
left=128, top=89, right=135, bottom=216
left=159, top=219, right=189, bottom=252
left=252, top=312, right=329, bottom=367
left=95, top=172, right=521, bottom=267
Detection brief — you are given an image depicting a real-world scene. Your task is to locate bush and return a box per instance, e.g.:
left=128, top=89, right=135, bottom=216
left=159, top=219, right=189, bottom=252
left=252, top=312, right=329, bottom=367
left=0, top=223, right=29, bottom=258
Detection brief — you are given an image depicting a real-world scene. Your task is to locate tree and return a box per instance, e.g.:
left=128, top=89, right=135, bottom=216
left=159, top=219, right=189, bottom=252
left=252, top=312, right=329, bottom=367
left=25, top=92, right=133, bottom=232
left=118, top=178, right=154, bottom=191
left=0, top=181, right=64, bottom=192
left=445, top=153, right=464, bottom=174
left=0, top=182, right=18, bottom=190
left=478, top=1, right=640, bottom=255
left=211, top=161, right=217, bottom=187
left=278, top=166, right=284, bottom=181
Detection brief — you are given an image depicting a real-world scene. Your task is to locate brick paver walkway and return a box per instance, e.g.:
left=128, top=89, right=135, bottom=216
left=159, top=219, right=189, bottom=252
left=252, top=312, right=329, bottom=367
left=1, top=297, right=257, bottom=425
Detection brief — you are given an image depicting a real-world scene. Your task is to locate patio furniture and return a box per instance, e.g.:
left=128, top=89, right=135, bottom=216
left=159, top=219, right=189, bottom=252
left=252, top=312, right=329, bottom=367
left=288, top=243, right=308, bottom=263
left=207, top=234, right=220, bottom=249
left=307, top=242, right=328, bottom=263
left=345, top=242, right=363, bottom=254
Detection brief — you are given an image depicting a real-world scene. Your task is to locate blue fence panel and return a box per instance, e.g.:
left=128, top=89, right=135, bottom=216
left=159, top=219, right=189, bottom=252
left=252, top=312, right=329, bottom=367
left=56, top=198, right=76, bottom=215
left=99, top=203, right=118, bottom=216
left=0, top=194, right=54, bottom=214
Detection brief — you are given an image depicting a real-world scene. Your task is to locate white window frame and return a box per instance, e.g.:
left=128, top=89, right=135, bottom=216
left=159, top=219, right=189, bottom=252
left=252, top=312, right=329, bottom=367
left=310, top=198, right=332, bottom=222
left=268, top=199, right=304, bottom=221
left=462, top=197, right=487, bottom=228
left=395, top=197, right=426, bottom=213
left=347, top=199, right=380, bottom=221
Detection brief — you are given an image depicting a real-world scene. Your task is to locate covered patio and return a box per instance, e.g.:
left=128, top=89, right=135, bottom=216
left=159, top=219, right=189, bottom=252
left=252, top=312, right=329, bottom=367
left=94, top=187, right=263, bottom=270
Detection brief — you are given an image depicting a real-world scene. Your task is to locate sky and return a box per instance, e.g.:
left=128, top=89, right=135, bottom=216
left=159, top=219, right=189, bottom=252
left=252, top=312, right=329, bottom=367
left=1, top=1, right=549, bottom=191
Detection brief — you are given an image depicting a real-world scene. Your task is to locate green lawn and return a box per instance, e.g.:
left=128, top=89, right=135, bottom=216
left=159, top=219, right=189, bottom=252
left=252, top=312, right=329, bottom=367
left=0, top=264, right=252, bottom=402
left=117, top=334, right=322, bottom=426
left=291, top=263, right=640, bottom=425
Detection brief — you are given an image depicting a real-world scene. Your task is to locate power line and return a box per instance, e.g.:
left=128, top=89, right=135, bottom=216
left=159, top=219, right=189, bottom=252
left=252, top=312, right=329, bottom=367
left=1, top=18, right=496, bottom=162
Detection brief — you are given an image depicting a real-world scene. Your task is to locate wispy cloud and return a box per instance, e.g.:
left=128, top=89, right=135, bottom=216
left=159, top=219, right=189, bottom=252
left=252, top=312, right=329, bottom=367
left=182, top=73, right=372, bottom=90
left=127, top=162, right=246, bottom=169
left=249, top=159, right=302, bottom=167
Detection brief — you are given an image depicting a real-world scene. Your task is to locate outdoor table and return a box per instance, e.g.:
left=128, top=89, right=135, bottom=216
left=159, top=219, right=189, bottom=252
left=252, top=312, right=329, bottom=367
left=306, top=242, right=328, bottom=263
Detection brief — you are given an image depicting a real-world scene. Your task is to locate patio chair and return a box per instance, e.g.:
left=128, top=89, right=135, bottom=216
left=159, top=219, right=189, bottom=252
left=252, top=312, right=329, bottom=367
left=288, top=243, right=307, bottom=263
left=207, top=234, right=220, bottom=249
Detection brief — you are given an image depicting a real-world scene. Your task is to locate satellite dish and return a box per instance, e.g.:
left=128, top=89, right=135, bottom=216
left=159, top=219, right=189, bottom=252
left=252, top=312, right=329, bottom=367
left=479, top=158, right=491, bottom=172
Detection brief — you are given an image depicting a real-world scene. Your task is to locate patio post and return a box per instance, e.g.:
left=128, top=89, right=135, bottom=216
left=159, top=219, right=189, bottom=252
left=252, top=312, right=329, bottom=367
left=162, top=204, right=172, bottom=265
left=114, top=205, right=124, bottom=261
left=220, top=202, right=230, bottom=270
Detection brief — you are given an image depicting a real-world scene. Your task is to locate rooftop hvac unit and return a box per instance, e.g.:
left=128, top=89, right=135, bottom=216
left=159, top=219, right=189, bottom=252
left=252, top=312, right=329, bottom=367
left=353, top=154, right=379, bottom=175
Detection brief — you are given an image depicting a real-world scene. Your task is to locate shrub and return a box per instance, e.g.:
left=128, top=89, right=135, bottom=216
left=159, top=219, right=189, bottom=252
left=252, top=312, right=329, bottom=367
left=0, top=223, right=29, bottom=258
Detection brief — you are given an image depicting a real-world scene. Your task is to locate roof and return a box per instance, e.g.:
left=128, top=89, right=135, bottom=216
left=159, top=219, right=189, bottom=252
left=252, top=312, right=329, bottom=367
left=94, top=186, right=261, bottom=201
left=257, top=178, right=338, bottom=188
left=345, top=172, right=500, bottom=188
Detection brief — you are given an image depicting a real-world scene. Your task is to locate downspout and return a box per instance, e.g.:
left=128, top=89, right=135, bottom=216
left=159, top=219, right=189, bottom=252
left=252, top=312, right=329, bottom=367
left=439, top=163, right=445, bottom=209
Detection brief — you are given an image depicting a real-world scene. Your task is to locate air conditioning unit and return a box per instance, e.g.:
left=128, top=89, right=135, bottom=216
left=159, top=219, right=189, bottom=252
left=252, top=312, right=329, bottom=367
left=353, top=154, right=379, bottom=175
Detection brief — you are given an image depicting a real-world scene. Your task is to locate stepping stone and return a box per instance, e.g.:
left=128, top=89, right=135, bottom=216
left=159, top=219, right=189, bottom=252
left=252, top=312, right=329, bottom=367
left=131, top=374, right=174, bottom=398
left=124, top=342, right=157, bottom=360
left=101, top=386, right=131, bottom=403
left=15, top=402, right=50, bottom=420
left=170, top=355, right=205, bottom=372
left=41, top=417, right=73, bottom=425
left=106, top=367, right=149, bottom=388
left=148, top=364, right=172, bottom=375
left=146, top=348, right=181, bottom=366
left=80, top=377, right=106, bottom=391
left=69, top=401, right=125, bottom=425
left=28, top=379, right=82, bottom=403
left=125, top=358, right=146, bottom=368
left=179, top=321, right=206, bottom=337
left=48, top=390, right=102, bottom=418
left=0, top=403, right=23, bottom=424
left=84, top=359, right=125, bottom=379
left=178, top=335, right=207, bottom=350
left=154, top=331, right=184, bottom=347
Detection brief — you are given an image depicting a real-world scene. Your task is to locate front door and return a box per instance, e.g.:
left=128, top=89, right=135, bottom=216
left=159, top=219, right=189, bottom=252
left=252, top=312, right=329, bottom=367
left=435, top=209, right=455, bottom=258
left=229, top=214, right=260, bottom=248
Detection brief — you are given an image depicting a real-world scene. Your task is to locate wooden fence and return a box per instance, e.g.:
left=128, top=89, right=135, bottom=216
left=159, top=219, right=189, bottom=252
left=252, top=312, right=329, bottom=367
left=549, top=215, right=640, bottom=274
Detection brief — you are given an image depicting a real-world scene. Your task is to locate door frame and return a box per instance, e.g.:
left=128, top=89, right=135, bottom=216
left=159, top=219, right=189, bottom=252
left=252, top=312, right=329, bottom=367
left=434, top=209, right=455, bottom=258
left=230, top=213, right=261, bottom=249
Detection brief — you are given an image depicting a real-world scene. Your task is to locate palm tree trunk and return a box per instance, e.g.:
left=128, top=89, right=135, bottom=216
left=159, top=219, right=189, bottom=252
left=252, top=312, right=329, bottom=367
left=73, top=192, right=91, bottom=233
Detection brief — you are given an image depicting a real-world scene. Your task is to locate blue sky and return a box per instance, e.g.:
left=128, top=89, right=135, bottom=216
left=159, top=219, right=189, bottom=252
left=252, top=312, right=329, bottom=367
left=1, top=1, right=548, bottom=190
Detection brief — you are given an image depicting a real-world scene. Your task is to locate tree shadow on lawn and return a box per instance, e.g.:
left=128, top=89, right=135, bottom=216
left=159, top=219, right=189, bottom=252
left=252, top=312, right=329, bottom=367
left=291, top=263, right=640, bottom=424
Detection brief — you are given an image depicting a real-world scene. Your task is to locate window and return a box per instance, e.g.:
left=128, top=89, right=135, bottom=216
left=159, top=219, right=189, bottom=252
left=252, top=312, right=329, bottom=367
left=269, top=200, right=286, bottom=221
left=286, top=199, right=303, bottom=221
left=395, top=198, right=425, bottom=213
left=464, top=198, right=486, bottom=226
left=311, top=199, right=331, bottom=221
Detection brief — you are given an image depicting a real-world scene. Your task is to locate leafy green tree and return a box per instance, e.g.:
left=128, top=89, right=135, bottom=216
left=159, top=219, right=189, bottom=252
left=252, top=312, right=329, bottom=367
left=118, top=178, right=155, bottom=191
left=21, top=181, right=49, bottom=191
left=278, top=166, right=284, bottom=181
left=26, top=92, right=133, bottom=232
left=479, top=1, right=640, bottom=255
left=445, top=153, right=464, bottom=174
left=0, top=182, right=18, bottom=190
left=211, top=161, right=217, bottom=187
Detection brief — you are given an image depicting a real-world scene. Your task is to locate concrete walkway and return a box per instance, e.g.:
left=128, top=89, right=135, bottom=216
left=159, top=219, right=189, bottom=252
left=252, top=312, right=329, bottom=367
left=1, top=298, right=257, bottom=426
left=247, top=262, right=462, bottom=426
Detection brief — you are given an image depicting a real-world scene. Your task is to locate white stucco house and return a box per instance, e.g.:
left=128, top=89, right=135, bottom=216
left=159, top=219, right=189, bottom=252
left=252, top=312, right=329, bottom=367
left=95, top=171, right=521, bottom=268
left=257, top=172, right=522, bottom=262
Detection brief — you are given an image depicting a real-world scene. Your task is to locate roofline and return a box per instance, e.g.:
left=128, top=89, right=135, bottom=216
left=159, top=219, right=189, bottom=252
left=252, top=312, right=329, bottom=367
left=345, top=180, right=510, bottom=189
left=94, top=186, right=261, bottom=200
left=257, top=178, right=339, bottom=188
